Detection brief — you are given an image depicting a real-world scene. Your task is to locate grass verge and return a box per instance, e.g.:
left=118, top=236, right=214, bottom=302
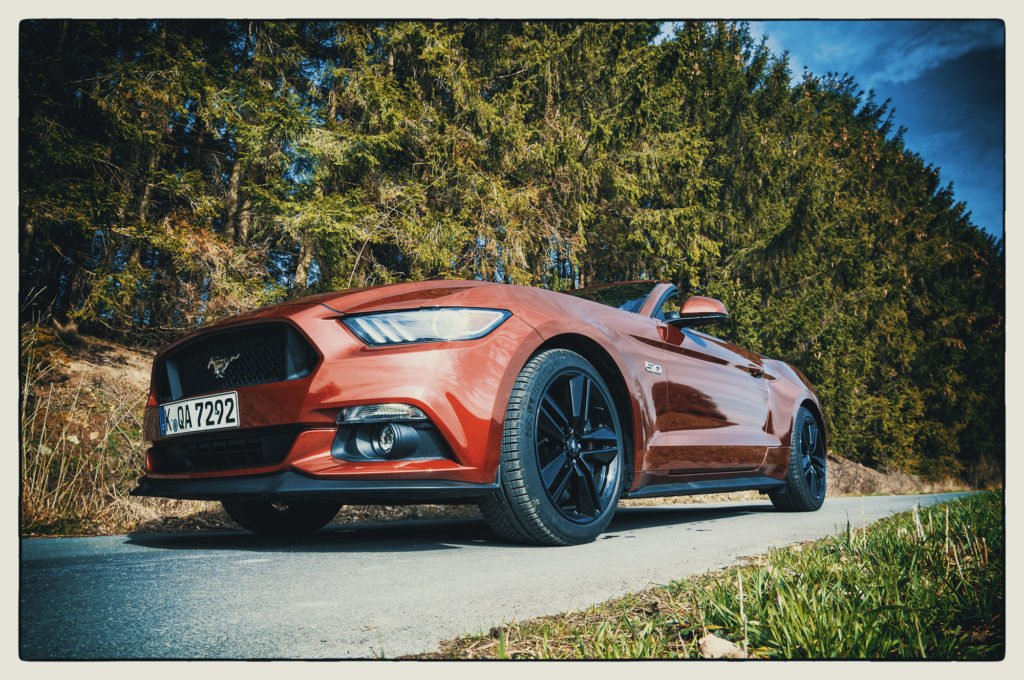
left=417, top=492, right=1004, bottom=660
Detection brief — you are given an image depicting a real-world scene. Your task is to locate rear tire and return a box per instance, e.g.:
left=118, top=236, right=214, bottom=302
left=221, top=500, right=342, bottom=536
left=770, top=406, right=827, bottom=512
left=479, top=349, right=626, bottom=545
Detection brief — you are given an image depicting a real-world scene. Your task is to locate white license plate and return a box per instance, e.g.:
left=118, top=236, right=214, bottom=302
left=159, top=392, right=239, bottom=437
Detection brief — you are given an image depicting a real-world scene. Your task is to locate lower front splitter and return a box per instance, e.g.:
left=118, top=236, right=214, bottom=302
left=131, top=470, right=498, bottom=504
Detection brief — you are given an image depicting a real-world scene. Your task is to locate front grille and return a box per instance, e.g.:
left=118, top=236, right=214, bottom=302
left=149, top=426, right=303, bottom=474
left=157, top=323, right=318, bottom=400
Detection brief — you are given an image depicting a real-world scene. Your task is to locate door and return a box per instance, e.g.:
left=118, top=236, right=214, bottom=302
left=644, top=291, right=773, bottom=476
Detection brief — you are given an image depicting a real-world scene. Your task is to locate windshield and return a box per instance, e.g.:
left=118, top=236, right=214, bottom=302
left=564, top=282, right=657, bottom=313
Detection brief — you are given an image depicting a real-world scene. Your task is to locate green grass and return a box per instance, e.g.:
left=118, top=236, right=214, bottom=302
left=422, top=492, right=1004, bottom=660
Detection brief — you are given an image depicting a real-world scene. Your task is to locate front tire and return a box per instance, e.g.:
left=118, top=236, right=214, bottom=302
left=221, top=500, right=342, bottom=536
left=479, top=349, right=626, bottom=545
left=770, top=406, right=827, bottom=511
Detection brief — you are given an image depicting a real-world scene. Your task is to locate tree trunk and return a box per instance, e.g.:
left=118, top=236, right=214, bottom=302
left=293, top=237, right=313, bottom=290
left=137, top=149, right=159, bottom=224
left=327, top=90, right=337, bottom=125
left=224, top=157, right=242, bottom=237
left=235, top=198, right=252, bottom=244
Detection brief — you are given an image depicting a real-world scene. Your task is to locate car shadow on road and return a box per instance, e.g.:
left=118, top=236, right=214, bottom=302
left=123, top=502, right=776, bottom=554
left=609, top=502, right=771, bottom=534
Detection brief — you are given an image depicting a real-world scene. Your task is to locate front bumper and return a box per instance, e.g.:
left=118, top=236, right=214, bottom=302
left=131, top=471, right=498, bottom=504
left=140, top=304, right=544, bottom=492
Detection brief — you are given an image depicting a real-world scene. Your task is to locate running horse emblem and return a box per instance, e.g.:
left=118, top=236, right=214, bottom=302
left=207, top=354, right=241, bottom=379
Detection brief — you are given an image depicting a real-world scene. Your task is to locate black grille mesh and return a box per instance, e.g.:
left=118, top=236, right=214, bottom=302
left=150, top=426, right=301, bottom=474
left=160, top=324, right=317, bottom=399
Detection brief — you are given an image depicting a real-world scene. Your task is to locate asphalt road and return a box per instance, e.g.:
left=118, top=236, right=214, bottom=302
left=20, top=492, right=969, bottom=659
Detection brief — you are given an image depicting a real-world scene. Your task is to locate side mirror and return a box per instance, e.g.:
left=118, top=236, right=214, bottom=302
left=668, top=296, right=729, bottom=329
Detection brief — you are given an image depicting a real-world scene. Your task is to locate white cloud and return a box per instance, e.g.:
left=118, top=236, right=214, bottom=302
left=750, top=20, right=1003, bottom=88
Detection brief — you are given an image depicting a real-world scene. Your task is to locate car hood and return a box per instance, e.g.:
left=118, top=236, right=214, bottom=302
left=317, top=280, right=498, bottom=314
left=199, top=280, right=510, bottom=327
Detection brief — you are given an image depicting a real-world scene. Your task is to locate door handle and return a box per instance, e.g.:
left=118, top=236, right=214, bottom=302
left=740, top=364, right=764, bottom=378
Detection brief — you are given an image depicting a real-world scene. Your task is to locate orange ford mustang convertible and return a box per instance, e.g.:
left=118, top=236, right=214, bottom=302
left=133, top=280, right=827, bottom=545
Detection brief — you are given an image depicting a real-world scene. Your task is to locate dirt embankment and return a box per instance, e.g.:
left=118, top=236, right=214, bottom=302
left=20, top=326, right=966, bottom=537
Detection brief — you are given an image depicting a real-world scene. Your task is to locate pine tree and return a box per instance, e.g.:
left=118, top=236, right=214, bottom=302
left=19, top=19, right=1004, bottom=481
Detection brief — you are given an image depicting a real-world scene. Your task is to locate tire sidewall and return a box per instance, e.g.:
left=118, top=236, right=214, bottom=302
left=505, top=349, right=625, bottom=543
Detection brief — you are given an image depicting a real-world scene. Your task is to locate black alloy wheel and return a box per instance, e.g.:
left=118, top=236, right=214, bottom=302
left=770, top=406, right=827, bottom=511
left=479, top=349, right=626, bottom=545
left=535, top=369, right=622, bottom=522
left=798, top=417, right=827, bottom=501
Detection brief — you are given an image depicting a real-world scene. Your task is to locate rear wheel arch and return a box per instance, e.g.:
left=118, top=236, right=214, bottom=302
left=531, top=334, right=637, bottom=489
left=771, top=403, right=828, bottom=511
left=798, top=398, right=827, bottom=453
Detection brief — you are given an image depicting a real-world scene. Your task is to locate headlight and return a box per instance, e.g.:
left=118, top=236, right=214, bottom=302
left=338, top=403, right=427, bottom=423
left=341, top=308, right=511, bottom=346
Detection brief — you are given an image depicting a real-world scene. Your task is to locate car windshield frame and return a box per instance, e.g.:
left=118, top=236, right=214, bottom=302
left=563, top=282, right=659, bottom=315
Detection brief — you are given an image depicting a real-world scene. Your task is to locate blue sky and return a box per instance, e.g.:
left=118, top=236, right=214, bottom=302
left=750, top=20, right=1005, bottom=238
left=660, top=21, right=1004, bottom=238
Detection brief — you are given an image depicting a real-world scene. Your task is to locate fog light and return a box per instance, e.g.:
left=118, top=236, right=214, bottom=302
left=338, top=403, right=428, bottom=424
left=376, top=423, right=397, bottom=456
left=371, top=422, right=419, bottom=459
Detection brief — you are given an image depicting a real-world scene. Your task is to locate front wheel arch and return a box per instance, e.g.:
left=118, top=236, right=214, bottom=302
left=529, top=333, right=637, bottom=489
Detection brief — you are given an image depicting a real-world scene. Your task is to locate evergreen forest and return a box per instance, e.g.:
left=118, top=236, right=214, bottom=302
left=19, top=20, right=1005, bottom=481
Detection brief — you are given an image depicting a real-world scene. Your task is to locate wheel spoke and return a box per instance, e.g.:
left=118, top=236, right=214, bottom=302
left=810, top=456, right=826, bottom=498
left=582, top=463, right=602, bottom=514
left=581, top=378, right=593, bottom=429
left=807, top=463, right=826, bottom=499
left=547, top=459, right=573, bottom=500
left=581, top=446, right=619, bottom=464
left=568, top=374, right=590, bottom=427
left=582, top=426, right=617, bottom=443
left=537, top=412, right=562, bottom=441
left=541, top=394, right=570, bottom=433
left=574, top=463, right=599, bottom=517
left=541, top=451, right=569, bottom=488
